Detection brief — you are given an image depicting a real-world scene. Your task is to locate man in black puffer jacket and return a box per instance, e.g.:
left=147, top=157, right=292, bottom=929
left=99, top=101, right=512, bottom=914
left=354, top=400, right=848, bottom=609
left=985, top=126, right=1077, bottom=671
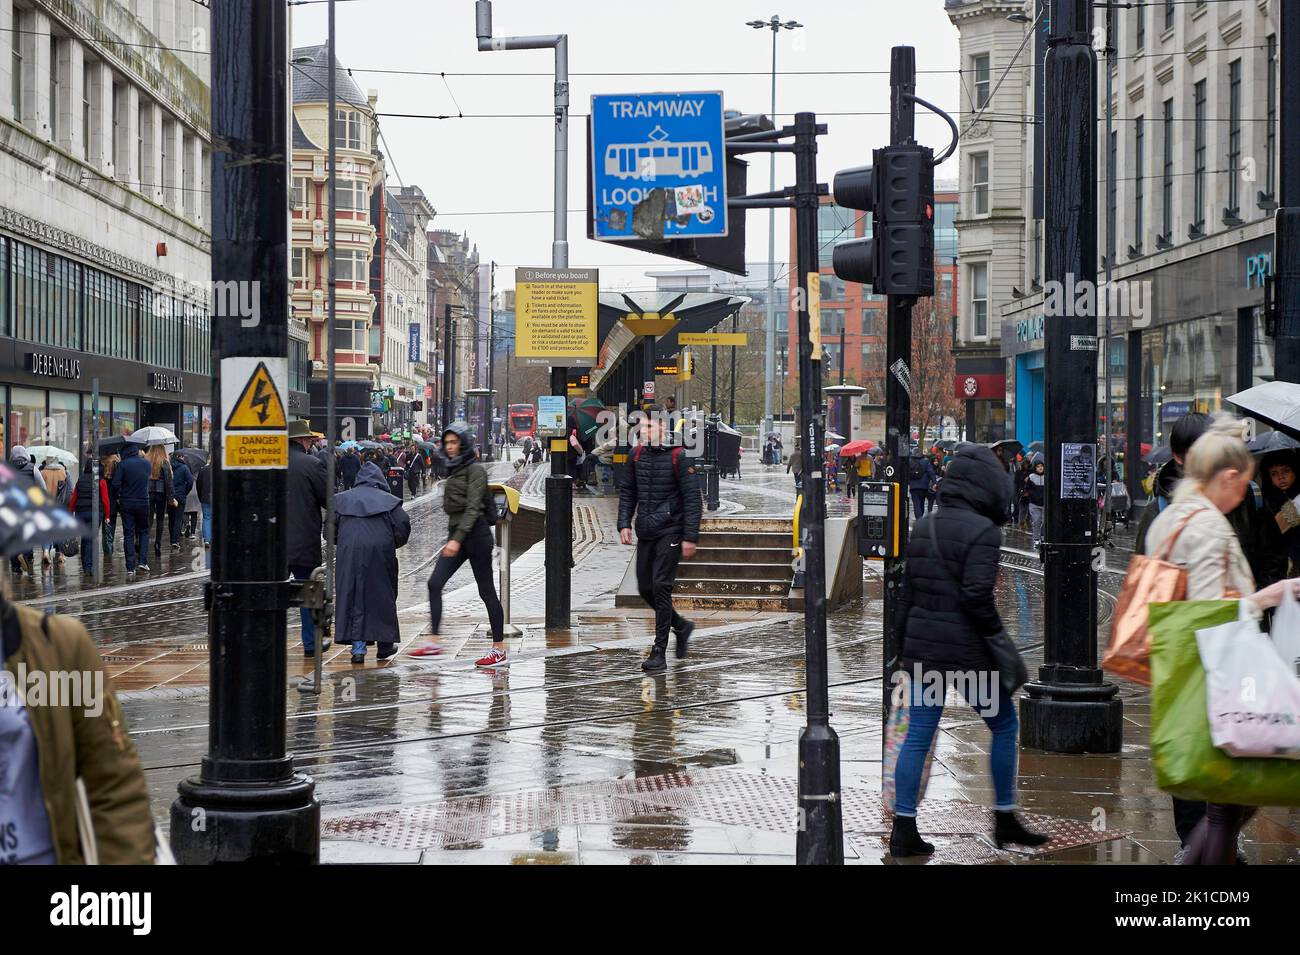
left=618, top=405, right=702, bottom=672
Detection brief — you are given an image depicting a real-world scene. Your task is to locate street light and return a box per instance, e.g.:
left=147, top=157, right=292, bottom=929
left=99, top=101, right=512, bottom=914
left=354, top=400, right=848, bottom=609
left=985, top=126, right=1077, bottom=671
left=747, top=14, right=803, bottom=452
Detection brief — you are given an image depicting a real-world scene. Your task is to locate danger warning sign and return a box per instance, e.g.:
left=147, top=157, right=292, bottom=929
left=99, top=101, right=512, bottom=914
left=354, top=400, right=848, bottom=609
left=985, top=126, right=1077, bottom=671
left=221, top=357, right=288, bottom=470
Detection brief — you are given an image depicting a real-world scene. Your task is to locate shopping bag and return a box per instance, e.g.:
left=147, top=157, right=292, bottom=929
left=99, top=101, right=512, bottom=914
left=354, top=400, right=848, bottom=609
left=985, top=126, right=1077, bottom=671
left=881, top=672, right=938, bottom=813
left=1270, top=581, right=1300, bottom=680
left=1150, top=599, right=1300, bottom=806
left=1103, top=509, right=1206, bottom=685
left=1196, top=600, right=1300, bottom=759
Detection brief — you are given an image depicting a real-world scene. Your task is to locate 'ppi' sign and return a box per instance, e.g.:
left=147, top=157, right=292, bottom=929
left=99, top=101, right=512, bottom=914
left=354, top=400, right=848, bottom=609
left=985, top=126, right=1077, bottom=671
left=590, top=91, right=728, bottom=242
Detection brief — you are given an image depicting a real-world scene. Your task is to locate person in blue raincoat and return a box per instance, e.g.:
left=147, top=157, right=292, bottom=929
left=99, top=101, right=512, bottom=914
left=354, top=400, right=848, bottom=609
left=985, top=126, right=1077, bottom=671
left=334, top=461, right=411, bottom=664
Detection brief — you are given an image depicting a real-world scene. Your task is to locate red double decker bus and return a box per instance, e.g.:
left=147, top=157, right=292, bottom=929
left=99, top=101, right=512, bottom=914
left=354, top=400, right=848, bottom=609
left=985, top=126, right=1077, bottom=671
left=508, top=403, right=536, bottom=440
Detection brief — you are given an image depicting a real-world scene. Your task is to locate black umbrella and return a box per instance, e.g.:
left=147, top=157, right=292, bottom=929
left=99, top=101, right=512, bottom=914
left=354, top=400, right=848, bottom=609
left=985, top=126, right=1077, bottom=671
left=1227, top=381, right=1300, bottom=440
left=0, top=463, right=85, bottom=558
left=96, top=435, right=127, bottom=456
left=1247, top=429, right=1300, bottom=455
left=1143, top=444, right=1173, bottom=465
left=174, top=447, right=208, bottom=470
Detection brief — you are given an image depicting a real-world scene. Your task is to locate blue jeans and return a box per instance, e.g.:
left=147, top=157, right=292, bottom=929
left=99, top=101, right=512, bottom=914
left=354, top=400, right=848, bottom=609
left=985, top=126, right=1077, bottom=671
left=80, top=533, right=95, bottom=574
left=201, top=504, right=212, bottom=568
left=290, top=565, right=318, bottom=651
left=894, top=674, right=1019, bottom=818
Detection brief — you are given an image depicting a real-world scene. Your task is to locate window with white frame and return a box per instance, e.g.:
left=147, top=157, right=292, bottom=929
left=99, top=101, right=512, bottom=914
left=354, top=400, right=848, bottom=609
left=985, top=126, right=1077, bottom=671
left=970, top=263, right=988, bottom=339
left=972, top=54, right=990, bottom=109
left=972, top=152, right=989, bottom=215
left=334, top=109, right=366, bottom=151
left=334, top=249, right=367, bottom=281
left=335, top=178, right=369, bottom=212
left=291, top=247, right=307, bottom=281
left=292, top=176, right=309, bottom=211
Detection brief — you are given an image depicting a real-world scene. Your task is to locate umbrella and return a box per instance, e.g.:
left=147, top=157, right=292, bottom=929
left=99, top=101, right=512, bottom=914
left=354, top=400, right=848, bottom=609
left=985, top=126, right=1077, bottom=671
left=0, top=462, right=85, bottom=558
left=1027, top=440, right=1045, bottom=453
left=174, top=447, right=208, bottom=470
left=825, top=430, right=846, bottom=443
left=568, top=395, right=607, bottom=440
left=358, top=440, right=381, bottom=450
left=1143, top=444, right=1173, bottom=465
left=1228, top=382, right=1300, bottom=440
left=839, top=439, right=874, bottom=457
left=825, top=444, right=841, bottom=454
left=935, top=439, right=958, bottom=451
left=1247, top=430, right=1300, bottom=454
left=990, top=438, right=1022, bottom=454
left=339, top=440, right=361, bottom=451
left=868, top=446, right=885, bottom=457
left=128, top=425, right=178, bottom=446
left=24, top=445, right=77, bottom=470
left=96, top=435, right=127, bottom=457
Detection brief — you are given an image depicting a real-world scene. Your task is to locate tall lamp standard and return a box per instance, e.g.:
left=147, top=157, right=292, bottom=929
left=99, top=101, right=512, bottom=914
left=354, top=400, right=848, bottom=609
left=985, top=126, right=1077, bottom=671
left=747, top=14, right=803, bottom=448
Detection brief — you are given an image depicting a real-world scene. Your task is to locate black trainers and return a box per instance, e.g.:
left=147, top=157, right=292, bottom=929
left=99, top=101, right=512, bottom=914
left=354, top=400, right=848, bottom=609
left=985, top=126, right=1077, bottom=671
left=376, top=643, right=399, bottom=661
left=350, top=652, right=365, bottom=665
left=674, top=620, right=695, bottom=659
left=641, top=648, right=667, bottom=672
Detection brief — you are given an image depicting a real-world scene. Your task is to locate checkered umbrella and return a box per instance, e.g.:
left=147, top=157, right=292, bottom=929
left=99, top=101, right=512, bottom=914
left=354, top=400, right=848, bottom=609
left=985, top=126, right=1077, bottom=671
left=0, top=462, right=85, bottom=558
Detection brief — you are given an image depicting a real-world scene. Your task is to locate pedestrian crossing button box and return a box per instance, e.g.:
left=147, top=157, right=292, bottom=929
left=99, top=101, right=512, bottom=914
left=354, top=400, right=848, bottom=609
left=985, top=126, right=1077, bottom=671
left=858, top=481, right=901, bottom=559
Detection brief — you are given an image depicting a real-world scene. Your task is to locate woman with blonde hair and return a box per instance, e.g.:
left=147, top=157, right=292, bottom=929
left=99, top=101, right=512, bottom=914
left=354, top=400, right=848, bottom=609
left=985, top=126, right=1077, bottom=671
left=144, top=445, right=174, bottom=562
left=39, top=457, right=71, bottom=568
left=1144, top=413, right=1300, bottom=864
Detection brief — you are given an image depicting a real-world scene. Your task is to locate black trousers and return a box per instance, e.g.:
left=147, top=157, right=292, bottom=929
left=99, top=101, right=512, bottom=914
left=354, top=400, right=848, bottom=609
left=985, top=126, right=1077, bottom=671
left=427, top=523, right=504, bottom=641
left=1172, top=796, right=1207, bottom=846
left=150, top=494, right=169, bottom=553
left=635, top=533, right=689, bottom=651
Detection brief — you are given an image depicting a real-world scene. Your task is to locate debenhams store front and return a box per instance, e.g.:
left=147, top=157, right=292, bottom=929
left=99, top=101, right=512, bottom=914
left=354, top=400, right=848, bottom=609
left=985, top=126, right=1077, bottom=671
left=0, top=236, right=212, bottom=459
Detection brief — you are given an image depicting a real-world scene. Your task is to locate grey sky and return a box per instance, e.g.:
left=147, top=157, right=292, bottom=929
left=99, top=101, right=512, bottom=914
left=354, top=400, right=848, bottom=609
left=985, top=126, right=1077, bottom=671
left=290, top=0, right=962, bottom=292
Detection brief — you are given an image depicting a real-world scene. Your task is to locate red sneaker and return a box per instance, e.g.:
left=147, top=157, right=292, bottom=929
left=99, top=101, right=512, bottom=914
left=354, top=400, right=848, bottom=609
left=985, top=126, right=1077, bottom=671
left=408, top=642, right=443, bottom=658
left=475, top=647, right=508, bottom=668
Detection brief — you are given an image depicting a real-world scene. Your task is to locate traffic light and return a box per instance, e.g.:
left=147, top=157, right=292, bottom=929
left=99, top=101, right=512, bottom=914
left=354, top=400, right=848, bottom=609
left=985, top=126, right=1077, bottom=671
left=832, top=144, right=935, bottom=297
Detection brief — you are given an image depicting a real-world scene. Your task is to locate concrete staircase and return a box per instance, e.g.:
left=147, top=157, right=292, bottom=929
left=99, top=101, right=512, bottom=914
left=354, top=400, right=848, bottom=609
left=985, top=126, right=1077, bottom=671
left=616, top=516, right=799, bottom=612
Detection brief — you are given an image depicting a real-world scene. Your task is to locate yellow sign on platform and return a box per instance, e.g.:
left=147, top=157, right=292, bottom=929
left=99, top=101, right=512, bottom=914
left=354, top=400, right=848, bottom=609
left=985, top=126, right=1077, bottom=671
left=515, top=267, right=598, bottom=367
left=220, top=357, right=288, bottom=470
left=678, top=332, right=747, bottom=347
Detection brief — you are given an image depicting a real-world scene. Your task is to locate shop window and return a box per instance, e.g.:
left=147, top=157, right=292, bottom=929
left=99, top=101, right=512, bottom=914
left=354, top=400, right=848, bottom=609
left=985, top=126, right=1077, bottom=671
left=47, top=391, right=79, bottom=453
left=111, top=396, right=137, bottom=436
left=9, top=387, right=44, bottom=448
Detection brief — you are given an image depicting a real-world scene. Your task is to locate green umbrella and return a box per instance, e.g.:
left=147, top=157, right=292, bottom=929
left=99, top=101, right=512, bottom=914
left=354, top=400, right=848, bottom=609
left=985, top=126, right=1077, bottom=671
left=567, top=395, right=607, bottom=440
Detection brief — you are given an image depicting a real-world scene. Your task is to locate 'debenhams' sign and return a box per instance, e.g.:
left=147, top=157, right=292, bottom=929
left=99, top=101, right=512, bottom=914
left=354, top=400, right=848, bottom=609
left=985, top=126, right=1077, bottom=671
left=26, top=352, right=81, bottom=380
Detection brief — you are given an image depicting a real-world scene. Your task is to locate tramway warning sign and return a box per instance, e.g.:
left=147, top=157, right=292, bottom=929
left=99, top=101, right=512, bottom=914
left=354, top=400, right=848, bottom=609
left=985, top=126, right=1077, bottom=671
left=221, top=357, right=288, bottom=469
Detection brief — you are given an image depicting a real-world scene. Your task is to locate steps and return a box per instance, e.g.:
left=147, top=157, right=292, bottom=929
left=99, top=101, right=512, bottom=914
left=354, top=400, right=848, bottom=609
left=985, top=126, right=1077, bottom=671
left=617, top=516, right=800, bottom=613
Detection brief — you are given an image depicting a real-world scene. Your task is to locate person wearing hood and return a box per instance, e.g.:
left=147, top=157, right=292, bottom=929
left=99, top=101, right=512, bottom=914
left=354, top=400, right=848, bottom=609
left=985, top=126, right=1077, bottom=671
left=333, top=460, right=411, bottom=664
left=69, top=453, right=110, bottom=576
left=409, top=422, right=507, bottom=666
left=168, top=451, right=194, bottom=549
left=110, top=441, right=153, bottom=577
left=1025, top=454, right=1046, bottom=547
left=888, top=442, right=1048, bottom=857
left=1257, top=447, right=1300, bottom=585
left=287, top=420, right=330, bottom=657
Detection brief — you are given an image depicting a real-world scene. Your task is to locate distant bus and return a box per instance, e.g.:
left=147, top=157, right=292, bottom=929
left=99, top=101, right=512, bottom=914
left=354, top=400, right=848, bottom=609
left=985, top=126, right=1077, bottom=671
left=603, top=140, right=714, bottom=180
left=508, top=404, right=536, bottom=440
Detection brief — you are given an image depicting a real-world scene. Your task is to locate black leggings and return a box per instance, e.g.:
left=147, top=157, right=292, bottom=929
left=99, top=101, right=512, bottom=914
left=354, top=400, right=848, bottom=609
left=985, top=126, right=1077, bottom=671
left=427, top=524, right=504, bottom=641
left=150, top=494, right=169, bottom=553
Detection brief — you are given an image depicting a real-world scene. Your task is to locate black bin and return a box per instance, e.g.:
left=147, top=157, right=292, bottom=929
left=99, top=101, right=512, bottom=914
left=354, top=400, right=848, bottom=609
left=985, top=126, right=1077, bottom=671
left=386, top=467, right=405, bottom=500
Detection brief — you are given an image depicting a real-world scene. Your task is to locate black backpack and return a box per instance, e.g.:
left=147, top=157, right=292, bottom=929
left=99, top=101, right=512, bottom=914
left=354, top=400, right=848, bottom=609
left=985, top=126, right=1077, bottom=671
left=908, top=457, right=924, bottom=482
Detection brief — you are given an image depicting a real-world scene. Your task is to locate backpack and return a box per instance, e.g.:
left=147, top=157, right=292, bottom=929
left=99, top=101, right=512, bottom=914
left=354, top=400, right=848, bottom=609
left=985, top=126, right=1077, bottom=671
left=474, top=465, right=500, bottom=526
left=908, top=457, right=924, bottom=482
left=633, top=444, right=683, bottom=477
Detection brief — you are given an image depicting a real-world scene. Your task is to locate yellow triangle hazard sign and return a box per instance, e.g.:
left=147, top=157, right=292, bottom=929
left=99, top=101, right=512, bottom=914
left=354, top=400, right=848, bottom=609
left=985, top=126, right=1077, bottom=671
left=225, top=361, right=287, bottom=430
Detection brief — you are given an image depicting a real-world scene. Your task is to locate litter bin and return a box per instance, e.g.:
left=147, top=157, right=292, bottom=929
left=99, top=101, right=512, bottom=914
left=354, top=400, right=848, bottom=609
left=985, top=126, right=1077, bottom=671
left=385, top=467, right=405, bottom=500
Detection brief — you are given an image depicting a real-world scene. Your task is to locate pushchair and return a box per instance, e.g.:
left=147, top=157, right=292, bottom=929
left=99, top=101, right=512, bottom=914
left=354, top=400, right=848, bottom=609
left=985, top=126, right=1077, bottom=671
left=1105, top=480, right=1130, bottom=529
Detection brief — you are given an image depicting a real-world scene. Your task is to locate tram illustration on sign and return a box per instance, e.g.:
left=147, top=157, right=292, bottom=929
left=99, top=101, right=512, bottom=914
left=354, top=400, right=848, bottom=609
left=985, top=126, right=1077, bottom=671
left=603, top=126, right=715, bottom=180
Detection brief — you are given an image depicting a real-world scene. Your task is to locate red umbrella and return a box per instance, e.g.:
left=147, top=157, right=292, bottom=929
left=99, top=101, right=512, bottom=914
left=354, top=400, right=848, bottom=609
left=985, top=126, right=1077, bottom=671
left=839, top=439, right=874, bottom=457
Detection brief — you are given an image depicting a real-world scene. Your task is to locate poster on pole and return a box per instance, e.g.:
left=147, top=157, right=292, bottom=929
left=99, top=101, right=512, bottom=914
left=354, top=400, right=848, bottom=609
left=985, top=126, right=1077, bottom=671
left=1060, top=442, right=1096, bottom=500
left=515, top=267, right=598, bottom=367
left=537, top=395, right=567, bottom=436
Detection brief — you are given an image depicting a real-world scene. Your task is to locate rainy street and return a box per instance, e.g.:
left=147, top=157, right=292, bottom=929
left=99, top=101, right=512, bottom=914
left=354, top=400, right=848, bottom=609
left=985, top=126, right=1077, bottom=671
left=42, top=457, right=1289, bottom=865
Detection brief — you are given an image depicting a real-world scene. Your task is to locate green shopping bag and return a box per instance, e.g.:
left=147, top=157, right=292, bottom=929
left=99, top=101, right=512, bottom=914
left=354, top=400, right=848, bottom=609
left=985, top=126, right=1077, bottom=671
left=1150, top=599, right=1300, bottom=807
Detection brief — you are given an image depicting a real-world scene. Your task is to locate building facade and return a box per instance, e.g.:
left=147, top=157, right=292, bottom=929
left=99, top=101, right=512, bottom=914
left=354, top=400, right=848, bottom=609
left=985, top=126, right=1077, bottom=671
left=427, top=228, right=479, bottom=421
left=377, top=185, right=430, bottom=433
left=291, top=44, right=378, bottom=437
left=0, top=0, right=213, bottom=456
left=950, top=0, right=1281, bottom=496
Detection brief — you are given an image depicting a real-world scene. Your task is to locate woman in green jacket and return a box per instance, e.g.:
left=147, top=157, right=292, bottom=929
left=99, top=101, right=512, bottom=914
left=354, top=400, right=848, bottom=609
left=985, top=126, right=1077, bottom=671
left=409, top=422, right=507, bottom=667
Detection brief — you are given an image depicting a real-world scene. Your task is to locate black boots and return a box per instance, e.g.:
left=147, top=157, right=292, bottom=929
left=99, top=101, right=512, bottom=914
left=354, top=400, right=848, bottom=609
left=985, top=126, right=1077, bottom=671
left=674, top=620, right=695, bottom=659
left=993, top=811, right=1050, bottom=849
left=642, top=648, right=667, bottom=671
left=888, top=815, right=935, bottom=858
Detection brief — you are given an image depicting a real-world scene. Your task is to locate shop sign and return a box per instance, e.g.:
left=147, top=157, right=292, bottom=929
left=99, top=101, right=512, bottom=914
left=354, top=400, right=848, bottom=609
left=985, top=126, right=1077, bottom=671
left=150, top=372, right=184, bottom=393
left=1245, top=252, right=1273, bottom=290
left=26, top=352, right=81, bottom=380
left=1015, top=315, right=1045, bottom=343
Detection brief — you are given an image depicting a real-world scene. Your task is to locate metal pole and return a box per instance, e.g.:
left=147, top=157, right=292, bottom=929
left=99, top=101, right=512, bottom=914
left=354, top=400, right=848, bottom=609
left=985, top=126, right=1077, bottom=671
left=90, top=378, right=100, bottom=585
left=171, top=0, right=317, bottom=863
left=487, top=262, right=496, bottom=459
left=881, top=48, right=916, bottom=736
left=1275, top=1, right=1300, bottom=383
left=710, top=344, right=717, bottom=414
left=442, top=303, right=452, bottom=428
left=1102, top=4, right=1114, bottom=539
left=1021, top=0, right=1122, bottom=754
left=761, top=21, right=778, bottom=441
left=729, top=311, right=737, bottom=425
left=790, top=110, right=842, bottom=866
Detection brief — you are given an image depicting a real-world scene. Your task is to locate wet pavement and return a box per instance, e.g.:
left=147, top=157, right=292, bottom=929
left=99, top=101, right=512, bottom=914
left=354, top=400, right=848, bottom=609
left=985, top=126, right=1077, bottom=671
left=47, top=454, right=1300, bottom=863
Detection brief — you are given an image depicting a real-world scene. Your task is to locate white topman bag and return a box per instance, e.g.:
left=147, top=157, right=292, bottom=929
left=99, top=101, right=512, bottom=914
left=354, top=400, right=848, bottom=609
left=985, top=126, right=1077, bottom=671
left=1196, top=600, right=1300, bottom=759
left=1269, top=581, right=1300, bottom=680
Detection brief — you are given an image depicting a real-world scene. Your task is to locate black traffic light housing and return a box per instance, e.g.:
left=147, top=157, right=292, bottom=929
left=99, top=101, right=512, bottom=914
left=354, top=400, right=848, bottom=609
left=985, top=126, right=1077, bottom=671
left=832, top=144, right=935, bottom=298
